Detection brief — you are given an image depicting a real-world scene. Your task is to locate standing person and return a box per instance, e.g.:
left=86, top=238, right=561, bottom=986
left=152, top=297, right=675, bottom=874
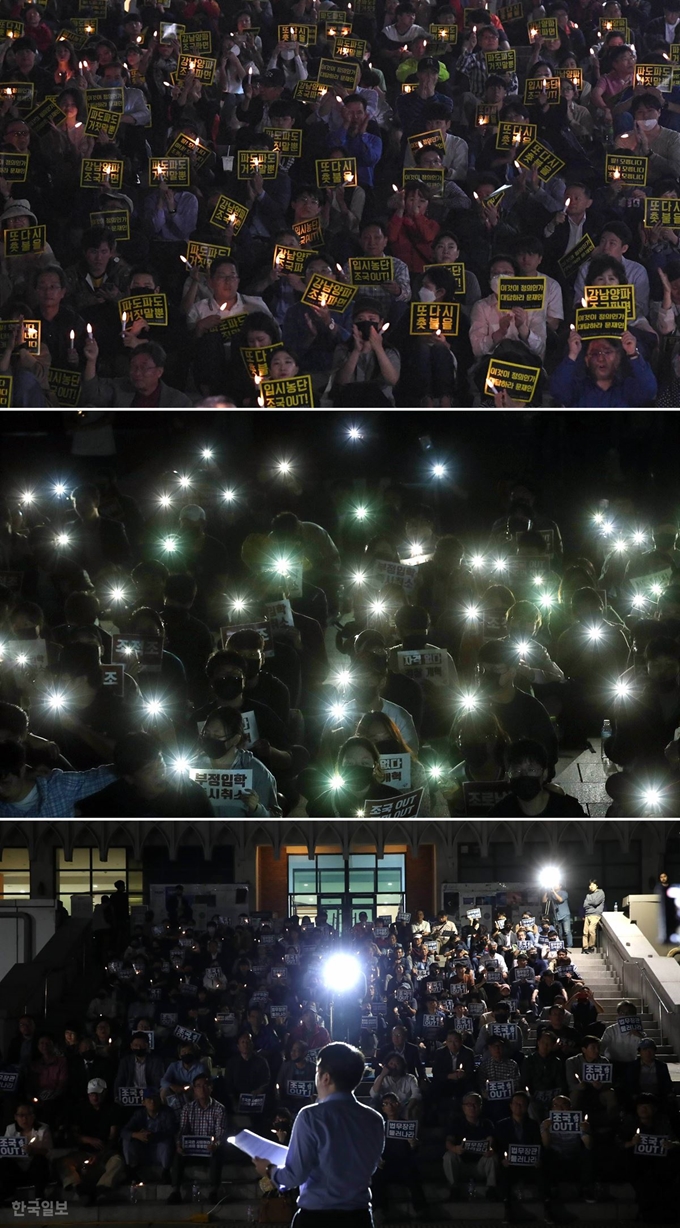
left=541, top=881, right=572, bottom=949
left=253, top=1042, right=385, bottom=1228
left=582, top=880, right=605, bottom=955
left=109, top=879, right=129, bottom=950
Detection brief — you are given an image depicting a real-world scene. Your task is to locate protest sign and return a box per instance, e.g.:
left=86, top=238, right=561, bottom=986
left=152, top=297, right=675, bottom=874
left=315, top=157, right=357, bottom=187
left=574, top=307, right=627, bottom=339
left=348, top=257, right=394, bottom=285
left=190, top=769, right=253, bottom=801
left=112, top=634, right=163, bottom=670
left=582, top=284, right=635, bottom=320
left=167, top=131, right=213, bottom=169
left=475, top=104, right=499, bottom=128
left=26, top=98, right=66, bottom=136
left=396, top=649, right=450, bottom=685
left=0, top=153, right=28, bottom=182
left=90, top=209, right=130, bottom=240
left=286, top=1080, right=315, bottom=1097
left=524, top=77, right=560, bottom=105
left=116, top=1087, right=145, bottom=1106
left=265, top=598, right=294, bottom=627
left=485, top=358, right=541, bottom=403
left=423, top=262, right=466, bottom=295
left=550, top=1111, right=582, bottom=1134
left=239, top=1094, right=265, bottom=1112
left=85, top=87, right=124, bottom=113
left=497, top=277, right=546, bottom=312
left=644, top=197, right=680, bottom=229
left=373, top=559, right=417, bottom=591
left=149, top=156, right=191, bottom=188
left=118, top=293, right=168, bottom=327
left=264, top=128, right=303, bottom=157
left=487, top=1079, right=514, bottom=1100
left=402, top=166, right=444, bottom=191
left=174, top=1025, right=202, bottom=1043
left=0, top=1137, right=27, bottom=1158
left=379, top=753, right=411, bottom=790
left=237, top=150, right=279, bottom=179
left=605, top=154, right=648, bottom=187
left=179, top=30, right=213, bottom=54
left=528, top=17, right=558, bottom=36
left=408, top=129, right=446, bottom=157
left=334, top=35, right=367, bottom=59
left=240, top=343, right=283, bottom=381
left=517, top=140, right=565, bottom=181
left=294, top=80, right=327, bottom=101
left=559, top=234, right=595, bottom=280
left=409, top=302, right=460, bottom=336
left=0, top=1070, right=19, bottom=1093
left=507, top=1143, right=541, bottom=1165
left=618, top=1016, right=643, bottom=1034
left=1, top=83, right=34, bottom=111
left=317, top=58, right=360, bottom=90
left=293, top=216, right=323, bottom=245
left=186, top=240, right=231, bottom=272
left=301, top=274, right=356, bottom=312
left=463, top=781, right=512, bottom=815
left=177, top=54, right=216, bottom=84
left=273, top=245, right=312, bottom=275
left=4, top=225, right=46, bottom=257
left=429, top=22, right=459, bottom=40
left=634, top=1134, right=667, bottom=1156
left=364, top=788, right=423, bottom=817
left=85, top=107, right=120, bottom=139
left=495, top=123, right=537, bottom=154
left=260, top=374, right=314, bottom=407
left=277, top=23, right=317, bottom=43
left=485, top=50, right=516, bottom=72
left=80, top=159, right=123, bottom=189
left=583, top=1062, right=613, bottom=1082
left=182, top=1136, right=213, bottom=1155
left=556, top=66, right=583, bottom=88
left=386, top=1120, right=418, bottom=1140
left=210, top=196, right=249, bottom=234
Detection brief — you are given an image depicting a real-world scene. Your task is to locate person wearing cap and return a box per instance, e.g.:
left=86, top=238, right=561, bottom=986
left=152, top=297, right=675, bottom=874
left=60, top=1077, right=124, bottom=1204
left=0, top=197, right=55, bottom=300
left=395, top=56, right=453, bottom=137
left=0, top=1103, right=53, bottom=1204
left=626, top=1039, right=675, bottom=1110
left=121, top=1089, right=177, bottom=1185
left=236, top=66, right=288, bottom=131
left=0, top=37, right=52, bottom=95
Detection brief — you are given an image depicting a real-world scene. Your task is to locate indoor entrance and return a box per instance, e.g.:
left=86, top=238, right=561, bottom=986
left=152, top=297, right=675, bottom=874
left=288, top=853, right=405, bottom=933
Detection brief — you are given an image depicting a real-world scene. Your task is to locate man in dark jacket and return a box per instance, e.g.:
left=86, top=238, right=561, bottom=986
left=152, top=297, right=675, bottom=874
left=626, top=1040, right=675, bottom=1116
left=121, top=1090, right=176, bottom=1181
left=378, top=1024, right=426, bottom=1081
left=430, top=1029, right=475, bottom=1106
left=114, top=1034, right=165, bottom=1100
left=75, top=732, right=213, bottom=818
left=495, top=1090, right=545, bottom=1210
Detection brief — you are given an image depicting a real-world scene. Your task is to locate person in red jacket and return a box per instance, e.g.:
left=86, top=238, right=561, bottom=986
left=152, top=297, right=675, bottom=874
left=289, top=1007, right=331, bottom=1052
left=387, top=181, right=440, bottom=274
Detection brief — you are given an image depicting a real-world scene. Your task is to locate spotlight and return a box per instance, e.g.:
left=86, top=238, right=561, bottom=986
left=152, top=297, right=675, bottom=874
left=201, top=448, right=214, bottom=460
left=53, top=483, right=66, bottom=497
left=329, top=773, right=345, bottom=789
left=601, top=521, right=613, bottom=536
left=158, top=494, right=172, bottom=508
left=171, top=757, right=191, bottom=774
left=465, top=605, right=480, bottom=619
left=587, top=626, right=603, bottom=641
left=145, top=700, right=164, bottom=716
left=323, top=953, right=361, bottom=991
left=351, top=570, right=366, bottom=586
left=632, top=531, right=645, bottom=545
left=56, top=533, right=70, bottom=547
left=539, top=866, right=561, bottom=890
left=21, top=491, right=35, bottom=504
left=178, top=475, right=191, bottom=488
left=432, top=463, right=446, bottom=479
left=277, top=460, right=292, bottom=475
left=162, top=536, right=177, bottom=553
left=222, top=489, right=235, bottom=502
left=369, top=600, right=386, bottom=616
left=354, top=506, right=368, bottom=521
left=333, top=668, right=352, bottom=688
left=593, top=512, right=604, bottom=525
left=110, top=587, right=127, bottom=603
left=347, top=425, right=362, bottom=441
left=470, top=554, right=486, bottom=569
left=631, top=594, right=646, bottom=610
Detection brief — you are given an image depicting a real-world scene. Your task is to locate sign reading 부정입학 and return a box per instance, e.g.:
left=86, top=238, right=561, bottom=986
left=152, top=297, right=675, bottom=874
left=190, top=768, right=253, bottom=801
left=409, top=302, right=460, bottom=336
left=260, top=374, right=314, bottom=407
left=497, top=277, right=546, bottom=311
left=485, top=358, right=541, bottom=404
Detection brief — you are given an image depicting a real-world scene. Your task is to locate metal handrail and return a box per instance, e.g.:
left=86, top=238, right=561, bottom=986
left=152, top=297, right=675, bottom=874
left=618, top=956, right=672, bottom=1045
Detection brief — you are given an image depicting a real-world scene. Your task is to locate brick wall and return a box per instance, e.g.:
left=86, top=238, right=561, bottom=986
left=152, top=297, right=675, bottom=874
left=406, top=844, right=435, bottom=915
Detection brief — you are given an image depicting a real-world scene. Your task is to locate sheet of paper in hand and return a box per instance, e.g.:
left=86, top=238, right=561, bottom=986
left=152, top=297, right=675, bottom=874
left=497, top=277, right=546, bottom=312
left=396, top=648, right=450, bottom=685
left=379, top=752, right=411, bottom=790
left=617, top=1016, right=643, bottom=1034
left=227, top=1129, right=288, bottom=1165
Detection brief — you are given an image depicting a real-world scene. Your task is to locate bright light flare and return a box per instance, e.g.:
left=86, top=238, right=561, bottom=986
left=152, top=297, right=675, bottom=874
left=650, top=583, right=664, bottom=597
left=428, top=764, right=443, bottom=780
left=517, top=641, right=530, bottom=655
left=493, top=558, right=508, bottom=572
left=329, top=773, right=345, bottom=789
left=333, top=668, right=352, bottom=688
left=231, top=598, right=246, bottom=614
left=354, top=505, right=368, bottom=521
left=465, top=605, right=480, bottom=619
left=432, top=463, right=446, bottom=479
left=470, top=554, right=486, bottom=570
left=277, top=459, right=292, bottom=476
left=601, top=521, right=613, bottom=536
left=632, top=594, right=647, bottom=609
left=162, top=536, right=177, bottom=553
left=593, top=512, right=604, bottom=525
left=613, top=538, right=627, bottom=553
left=460, top=692, right=479, bottom=711
left=369, top=600, right=386, bottom=616
left=614, top=679, right=631, bottom=698
left=158, top=494, right=172, bottom=508
left=540, top=593, right=554, bottom=609
left=539, top=866, right=561, bottom=889
left=323, top=953, right=361, bottom=991
left=329, top=701, right=348, bottom=721
left=347, top=425, right=362, bottom=441
left=533, top=576, right=544, bottom=587
left=642, top=787, right=662, bottom=812
left=201, top=448, right=214, bottom=460
left=47, top=692, right=66, bottom=710
left=56, top=533, right=70, bottom=547
left=178, top=475, right=191, bottom=489
left=408, top=541, right=423, bottom=557
left=222, top=488, right=235, bottom=502
left=171, top=756, right=191, bottom=774
left=632, top=530, right=645, bottom=545
left=53, top=483, right=66, bottom=497
left=351, top=570, right=365, bottom=586
left=109, top=587, right=127, bottom=603
left=145, top=699, right=164, bottom=716
left=587, top=625, right=603, bottom=641
left=21, top=491, right=35, bottom=505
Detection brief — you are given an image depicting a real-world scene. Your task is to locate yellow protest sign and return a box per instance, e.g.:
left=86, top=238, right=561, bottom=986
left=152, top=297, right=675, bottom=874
left=301, top=273, right=356, bottom=312
left=260, top=374, right=314, bottom=407
left=409, top=302, right=460, bottom=336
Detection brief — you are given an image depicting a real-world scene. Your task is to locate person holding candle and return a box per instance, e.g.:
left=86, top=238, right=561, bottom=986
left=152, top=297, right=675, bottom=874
left=82, top=333, right=192, bottom=406
left=34, top=264, right=87, bottom=369
left=572, top=222, right=650, bottom=317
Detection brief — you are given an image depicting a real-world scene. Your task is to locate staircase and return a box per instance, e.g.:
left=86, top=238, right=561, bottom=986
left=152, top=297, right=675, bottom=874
left=15, top=950, right=677, bottom=1224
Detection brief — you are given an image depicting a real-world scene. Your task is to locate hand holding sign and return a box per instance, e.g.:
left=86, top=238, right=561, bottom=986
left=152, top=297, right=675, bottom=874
left=568, top=329, right=582, bottom=360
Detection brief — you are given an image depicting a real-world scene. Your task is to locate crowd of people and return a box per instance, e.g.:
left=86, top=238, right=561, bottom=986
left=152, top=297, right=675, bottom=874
left=1, top=892, right=677, bottom=1221
left=2, top=423, right=680, bottom=816
left=1, top=0, right=680, bottom=405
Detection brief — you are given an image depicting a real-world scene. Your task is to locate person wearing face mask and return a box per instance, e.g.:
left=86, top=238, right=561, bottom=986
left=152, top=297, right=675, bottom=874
left=444, top=709, right=510, bottom=816
left=113, top=1032, right=165, bottom=1099
left=75, top=731, right=213, bottom=817
left=355, top=710, right=448, bottom=815
left=320, top=660, right=419, bottom=757
left=386, top=604, right=458, bottom=737
left=471, top=255, right=547, bottom=359
left=194, top=705, right=280, bottom=817
left=193, top=649, right=295, bottom=780
left=302, top=735, right=404, bottom=817
left=33, top=641, right=137, bottom=771
left=475, top=639, right=558, bottom=770
left=352, top=631, right=424, bottom=733
left=458, top=584, right=516, bottom=684
left=225, top=628, right=290, bottom=725
left=125, top=606, right=188, bottom=722
left=486, top=740, right=585, bottom=816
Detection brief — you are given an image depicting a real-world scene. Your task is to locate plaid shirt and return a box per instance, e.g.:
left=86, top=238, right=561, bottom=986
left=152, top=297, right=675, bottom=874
left=0, top=765, right=116, bottom=818
left=457, top=50, right=518, bottom=99
left=478, top=1056, right=520, bottom=1096
left=179, top=1097, right=226, bottom=1140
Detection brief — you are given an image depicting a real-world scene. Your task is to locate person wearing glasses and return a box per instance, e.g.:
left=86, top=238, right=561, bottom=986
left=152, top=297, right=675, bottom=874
left=549, top=330, right=657, bottom=407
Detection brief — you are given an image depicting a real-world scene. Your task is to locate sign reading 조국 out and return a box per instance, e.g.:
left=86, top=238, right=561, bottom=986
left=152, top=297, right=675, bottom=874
left=364, top=788, right=423, bottom=817
left=260, top=374, right=314, bottom=407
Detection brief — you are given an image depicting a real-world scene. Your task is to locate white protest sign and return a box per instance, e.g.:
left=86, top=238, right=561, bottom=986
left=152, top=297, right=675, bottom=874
left=190, top=768, right=253, bottom=801
left=379, top=752, right=412, bottom=790
left=373, top=558, right=417, bottom=592
left=182, top=1135, right=213, bottom=1156
left=454, top=1015, right=473, bottom=1032
left=463, top=1138, right=487, bottom=1154
left=514, top=967, right=535, bottom=980
left=286, top=1080, right=314, bottom=1097
left=583, top=1062, right=613, bottom=1083
left=617, top=1017, right=643, bottom=1035
left=0, top=1136, right=27, bottom=1157
left=239, top=1093, right=265, bottom=1112
left=265, top=598, right=294, bottom=627
left=487, top=1079, right=514, bottom=1100
left=507, top=1143, right=540, bottom=1165
left=386, top=1119, right=418, bottom=1140
left=634, top=1133, right=668, bottom=1156
left=396, top=649, right=450, bottom=686
left=241, top=710, right=259, bottom=748
left=117, top=1087, right=145, bottom=1106
left=466, top=908, right=481, bottom=920
left=550, top=1110, right=582, bottom=1134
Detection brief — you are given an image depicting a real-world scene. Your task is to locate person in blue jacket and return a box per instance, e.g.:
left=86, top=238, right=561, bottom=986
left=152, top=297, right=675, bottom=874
left=549, top=329, right=657, bottom=407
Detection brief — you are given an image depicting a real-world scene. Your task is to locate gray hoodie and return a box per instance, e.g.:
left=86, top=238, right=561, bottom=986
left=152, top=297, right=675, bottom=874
left=583, top=889, right=605, bottom=916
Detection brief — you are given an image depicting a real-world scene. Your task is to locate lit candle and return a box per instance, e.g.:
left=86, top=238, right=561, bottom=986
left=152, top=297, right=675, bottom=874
left=512, top=130, right=521, bottom=143
left=121, top=310, right=127, bottom=336
left=565, top=197, right=570, bottom=208
left=69, top=329, right=75, bottom=351
left=530, top=27, right=537, bottom=37
left=343, top=169, right=353, bottom=181
left=319, top=294, right=328, bottom=307
left=87, top=323, right=93, bottom=340
left=189, top=59, right=196, bottom=71
left=612, top=167, right=621, bottom=179
left=85, top=24, right=93, bottom=34
left=572, top=75, right=579, bottom=85
left=542, top=77, right=547, bottom=88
